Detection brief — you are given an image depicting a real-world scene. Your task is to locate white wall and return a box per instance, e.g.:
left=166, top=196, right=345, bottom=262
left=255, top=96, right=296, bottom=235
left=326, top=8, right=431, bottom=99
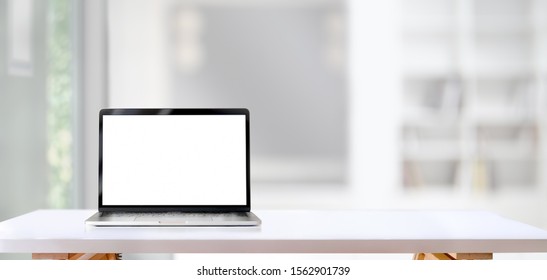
left=348, top=0, right=402, bottom=207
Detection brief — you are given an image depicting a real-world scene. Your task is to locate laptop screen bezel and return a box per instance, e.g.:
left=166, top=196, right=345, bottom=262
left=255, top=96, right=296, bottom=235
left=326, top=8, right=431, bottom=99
left=98, top=108, right=251, bottom=212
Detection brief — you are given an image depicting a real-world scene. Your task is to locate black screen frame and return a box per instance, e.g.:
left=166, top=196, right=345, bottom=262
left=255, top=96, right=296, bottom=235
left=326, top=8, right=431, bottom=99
left=98, top=108, right=251, bottom=212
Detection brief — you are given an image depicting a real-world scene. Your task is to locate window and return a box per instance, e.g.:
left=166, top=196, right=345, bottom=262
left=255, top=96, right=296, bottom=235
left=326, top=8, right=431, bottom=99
left=47, top=0, right=75, bottom=208
left=0, top=0, right=76, bottom=221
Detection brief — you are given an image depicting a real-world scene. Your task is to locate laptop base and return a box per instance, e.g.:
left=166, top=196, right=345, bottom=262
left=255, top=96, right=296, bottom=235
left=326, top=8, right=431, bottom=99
left=85, top=211, right=261, bottom=227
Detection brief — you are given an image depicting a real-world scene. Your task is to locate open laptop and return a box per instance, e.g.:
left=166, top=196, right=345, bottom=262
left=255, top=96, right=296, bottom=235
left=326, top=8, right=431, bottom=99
left=85, top=108, right=261, bottom=226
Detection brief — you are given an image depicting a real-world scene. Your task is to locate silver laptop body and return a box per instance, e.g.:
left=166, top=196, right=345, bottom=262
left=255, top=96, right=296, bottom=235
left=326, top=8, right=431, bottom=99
left=85, top=108, right=261, bottom=226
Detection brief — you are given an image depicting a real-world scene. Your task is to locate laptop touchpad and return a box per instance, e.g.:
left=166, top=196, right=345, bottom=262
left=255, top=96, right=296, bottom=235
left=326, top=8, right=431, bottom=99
left=135, top=215, right=213, bottom=222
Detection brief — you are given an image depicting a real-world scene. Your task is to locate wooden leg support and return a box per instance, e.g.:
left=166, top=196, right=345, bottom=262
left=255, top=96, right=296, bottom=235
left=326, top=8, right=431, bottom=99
left=413, top=253, right=492, bottom=260
left=32, top=253, right=121, bottom=260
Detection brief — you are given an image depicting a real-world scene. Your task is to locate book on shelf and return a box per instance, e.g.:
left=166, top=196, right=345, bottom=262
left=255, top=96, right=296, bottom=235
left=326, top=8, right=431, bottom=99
left=472, top=159, right=490, bottom=193
left=403, top=161, right=422, bottom=188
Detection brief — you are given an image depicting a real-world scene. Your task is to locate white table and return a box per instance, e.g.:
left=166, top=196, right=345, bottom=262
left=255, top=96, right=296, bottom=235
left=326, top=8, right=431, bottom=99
left=1, top=209, right=547, bottom=260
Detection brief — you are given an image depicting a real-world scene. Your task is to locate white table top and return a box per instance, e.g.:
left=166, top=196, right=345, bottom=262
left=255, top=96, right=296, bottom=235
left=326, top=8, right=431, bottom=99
left=1, top=209, right=547, bottom=254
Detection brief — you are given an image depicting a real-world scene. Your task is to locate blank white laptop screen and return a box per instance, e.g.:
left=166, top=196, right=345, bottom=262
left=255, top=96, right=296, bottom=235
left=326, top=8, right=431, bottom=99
left=101, top=114, right=247, bottom=206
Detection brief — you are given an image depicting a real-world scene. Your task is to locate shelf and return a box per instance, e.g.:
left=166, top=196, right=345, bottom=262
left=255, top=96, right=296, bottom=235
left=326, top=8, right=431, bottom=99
left=402, top=142, right=461, bottom=161
left=475, top=16, right=533, bottom=34
left=476, top=143, right=537, bottom=160
left=403, top=112, right=460, bottom=126
left=399, top=0, right=546, bottom=195
left=403, top=184, right=457, bottom=192
left=402, top=0, right=457, bottom=17
left=402, top=15, right=457, bottom=34
left=469, top=114, right=536, bottom=125
left=474, top=0, right=532, bottom=17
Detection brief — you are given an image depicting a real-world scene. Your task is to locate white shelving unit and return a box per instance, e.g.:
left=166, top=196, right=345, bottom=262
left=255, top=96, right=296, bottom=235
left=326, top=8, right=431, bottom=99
left=400, top=0, right=547, bottom=194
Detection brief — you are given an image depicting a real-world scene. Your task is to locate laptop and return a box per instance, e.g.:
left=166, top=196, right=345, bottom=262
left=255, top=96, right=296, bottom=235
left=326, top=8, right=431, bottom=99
left=85, top=108, right=261, bottom=226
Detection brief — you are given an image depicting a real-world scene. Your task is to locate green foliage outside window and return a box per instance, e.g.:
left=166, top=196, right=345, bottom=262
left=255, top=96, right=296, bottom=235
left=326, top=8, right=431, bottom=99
left=47, top=0, right=72, bottom=208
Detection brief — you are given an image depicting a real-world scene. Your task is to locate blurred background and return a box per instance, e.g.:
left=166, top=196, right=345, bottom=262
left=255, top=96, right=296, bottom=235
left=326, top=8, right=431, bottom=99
left=1, top=0, right=547, bottom=259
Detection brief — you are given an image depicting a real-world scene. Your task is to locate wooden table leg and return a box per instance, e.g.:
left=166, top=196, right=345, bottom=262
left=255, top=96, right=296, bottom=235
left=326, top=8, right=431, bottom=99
left=32, top=253, right=121, bottom=260
left=413, top=253, right=426, bottom=260
left=413, top=253, right=493, bottom=260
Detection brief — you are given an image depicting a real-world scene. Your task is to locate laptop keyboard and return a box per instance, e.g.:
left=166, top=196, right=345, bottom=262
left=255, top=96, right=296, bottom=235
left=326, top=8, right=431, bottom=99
left=102, top=212, right=247, bottom=221
left=135, top=212, right=245, bottom=217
